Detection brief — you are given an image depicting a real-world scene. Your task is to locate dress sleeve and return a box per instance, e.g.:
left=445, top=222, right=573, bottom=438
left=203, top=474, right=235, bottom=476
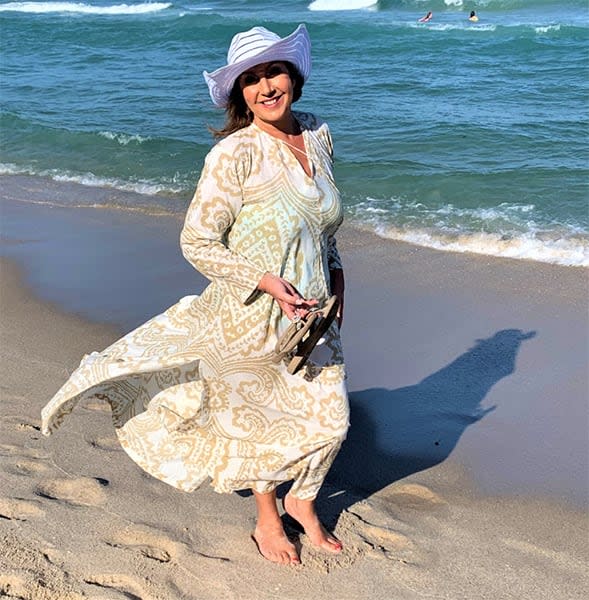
left=180, top=142, right=266, bottom=305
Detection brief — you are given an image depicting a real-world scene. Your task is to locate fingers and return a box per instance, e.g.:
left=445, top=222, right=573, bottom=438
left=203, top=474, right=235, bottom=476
left=259, top=273, right=299, bottom=303
left=278, top=299, right=318, bottom=321
left=259, top=273, right=318, bottom=320
left=300, top=297, right=319, bottom=308
left=278, top=284, right=318, bottom=313
left=277, top=298, right=297, bottom=321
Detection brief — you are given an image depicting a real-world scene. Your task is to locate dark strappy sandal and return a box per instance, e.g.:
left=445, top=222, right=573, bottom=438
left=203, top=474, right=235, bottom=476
left=274, top=295, right=339, bottom=375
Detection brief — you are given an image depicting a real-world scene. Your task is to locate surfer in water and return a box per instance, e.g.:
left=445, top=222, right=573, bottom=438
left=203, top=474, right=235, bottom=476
left=468, top=10, right=479, bottom=22
left=419, top=11, right=433, bottom=23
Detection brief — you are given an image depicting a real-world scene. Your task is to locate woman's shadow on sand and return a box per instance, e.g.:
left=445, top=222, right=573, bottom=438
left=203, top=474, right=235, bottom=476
left=317, top=328, right=536, bottom=521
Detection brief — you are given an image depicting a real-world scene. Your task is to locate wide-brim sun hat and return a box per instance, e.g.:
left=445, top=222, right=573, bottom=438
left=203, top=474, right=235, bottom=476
left=203, top=24, right=311, bottom=108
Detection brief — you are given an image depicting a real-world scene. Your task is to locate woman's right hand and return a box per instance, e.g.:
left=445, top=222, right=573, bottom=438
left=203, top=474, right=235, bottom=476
left=257, top=272, right=317, bottom=321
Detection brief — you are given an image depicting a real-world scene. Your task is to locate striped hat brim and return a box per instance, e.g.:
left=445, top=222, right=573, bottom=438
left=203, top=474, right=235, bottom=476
left=203, top=24, right=311, bottom=108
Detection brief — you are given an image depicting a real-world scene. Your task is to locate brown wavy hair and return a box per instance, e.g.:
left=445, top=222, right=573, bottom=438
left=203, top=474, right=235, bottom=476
left=210, top=62, right=304, bottom=139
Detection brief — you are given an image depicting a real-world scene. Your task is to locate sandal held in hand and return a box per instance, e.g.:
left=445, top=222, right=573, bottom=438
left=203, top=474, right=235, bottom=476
left=274, top=295, right=339, bottom=375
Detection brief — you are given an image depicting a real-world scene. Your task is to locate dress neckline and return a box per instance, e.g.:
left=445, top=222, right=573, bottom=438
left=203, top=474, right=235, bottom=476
left=251, top=116, right=315, bottom=181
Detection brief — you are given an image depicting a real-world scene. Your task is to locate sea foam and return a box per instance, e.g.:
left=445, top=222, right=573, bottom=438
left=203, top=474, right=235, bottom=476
left=372, top=226, right=589, bottom=267
left=535, top=25, right=561, bottom=34
left=98, top=131, right=152, bottom=146
left=308, top=0, right=377, bottom=11
left=0, top=2, right=171, bottom=15
left=0, top=163, right=187, bottom=199
left=350, top=198, right=589, bottom=267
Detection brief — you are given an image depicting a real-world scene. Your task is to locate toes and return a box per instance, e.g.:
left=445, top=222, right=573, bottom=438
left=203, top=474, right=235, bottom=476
left=264, top=548, right=285, bottom=564
left=252, top=532, right=300, bottom=565
left=325, top=539, right=343, bottom=553
left=313, top=530, right=342, bottom=553
left=317, top=537, right=342, bottom=553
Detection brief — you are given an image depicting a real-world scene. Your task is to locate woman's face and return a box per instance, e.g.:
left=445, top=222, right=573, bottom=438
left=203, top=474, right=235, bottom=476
left=238, top=61, right=295, bottom=130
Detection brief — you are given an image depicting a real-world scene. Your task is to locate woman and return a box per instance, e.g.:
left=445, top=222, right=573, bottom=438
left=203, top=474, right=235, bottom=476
left=42, top=24, right=349, bottom=566
left=418, top=11, right=433, bottom=23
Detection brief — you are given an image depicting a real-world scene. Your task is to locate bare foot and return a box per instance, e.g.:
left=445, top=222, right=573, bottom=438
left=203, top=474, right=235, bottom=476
left=252, top=520, right=300, bottom=565
left=283, top=493, right=342, bottom=553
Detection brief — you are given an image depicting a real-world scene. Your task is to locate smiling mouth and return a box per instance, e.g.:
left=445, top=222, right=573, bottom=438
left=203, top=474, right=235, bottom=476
left=259, top=95, right=282, bottom=107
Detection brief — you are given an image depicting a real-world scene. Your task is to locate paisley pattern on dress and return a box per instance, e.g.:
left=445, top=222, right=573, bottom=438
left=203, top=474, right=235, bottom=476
left=41, top=112, right=349, bottom=500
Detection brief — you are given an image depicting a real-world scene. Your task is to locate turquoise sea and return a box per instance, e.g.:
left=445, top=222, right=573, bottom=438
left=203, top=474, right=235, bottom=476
left=1, top=0, right=588, bottom=266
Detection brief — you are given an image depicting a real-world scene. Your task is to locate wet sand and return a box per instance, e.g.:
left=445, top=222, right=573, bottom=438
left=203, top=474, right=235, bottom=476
left=1, top=180, right=588, bottom=599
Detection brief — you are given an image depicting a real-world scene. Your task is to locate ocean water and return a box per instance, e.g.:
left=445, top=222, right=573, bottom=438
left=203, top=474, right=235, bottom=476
left=1, top=0, right=588, bottom=266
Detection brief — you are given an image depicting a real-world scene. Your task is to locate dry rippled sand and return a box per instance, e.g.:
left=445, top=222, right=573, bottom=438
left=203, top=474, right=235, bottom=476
left=1, top=402, right=444, bottom=599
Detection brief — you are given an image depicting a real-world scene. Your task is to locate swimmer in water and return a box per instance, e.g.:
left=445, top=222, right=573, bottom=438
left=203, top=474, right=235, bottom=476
left=419, top=11, right=433, bottom=23
left=468, top=10, right=479, bottom=22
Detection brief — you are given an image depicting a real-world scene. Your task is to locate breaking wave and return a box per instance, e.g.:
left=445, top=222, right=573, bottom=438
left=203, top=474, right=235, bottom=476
left=0, top=2, right=172, bottom=15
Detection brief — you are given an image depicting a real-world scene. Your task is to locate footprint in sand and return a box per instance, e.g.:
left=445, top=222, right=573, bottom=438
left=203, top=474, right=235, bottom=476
left=106, top=524, right=231, bottom=567
left=105, top=526, right=183, bottom=563
left=380, top=482, right=446, bottom=509
left=335, top=488, right=441, bottom=566
left=336, top=510, right=415, bottom=564
left=83, top=574, right=149, bottom=600
left=35, top=476, right=108, bottom=507
left=4, top=458, right=51, bottom=477
left=3, top=417, right=42, bottom=433
left=0, top=498, right=45, bottom=520
left=0, top=444, right=49, bottom=460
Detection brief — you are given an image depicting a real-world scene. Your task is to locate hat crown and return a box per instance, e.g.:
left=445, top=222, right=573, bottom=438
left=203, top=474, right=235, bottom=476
left=227, top=27, right=281, bottom=67
left=203, top=24, right=310, bottom=108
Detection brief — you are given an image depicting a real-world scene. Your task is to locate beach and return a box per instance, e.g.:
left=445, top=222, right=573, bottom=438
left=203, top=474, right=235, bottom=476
left=1, top=178, right=588, bottom=599
left=2, top=1, right=588, bottom=597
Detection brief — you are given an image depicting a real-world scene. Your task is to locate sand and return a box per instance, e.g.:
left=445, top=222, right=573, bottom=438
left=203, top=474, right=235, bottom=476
left=1, top=181, right=588, bottom=599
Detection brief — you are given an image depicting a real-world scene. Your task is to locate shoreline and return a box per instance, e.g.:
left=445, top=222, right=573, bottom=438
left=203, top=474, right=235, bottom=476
left=1, top=185, right=588, bottom=598
left=2, top=173, right=587, bottom=269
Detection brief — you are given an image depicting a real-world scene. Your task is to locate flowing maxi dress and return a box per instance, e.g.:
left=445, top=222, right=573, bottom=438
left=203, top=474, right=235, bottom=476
left=41, top=112, right=349, bottom=500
